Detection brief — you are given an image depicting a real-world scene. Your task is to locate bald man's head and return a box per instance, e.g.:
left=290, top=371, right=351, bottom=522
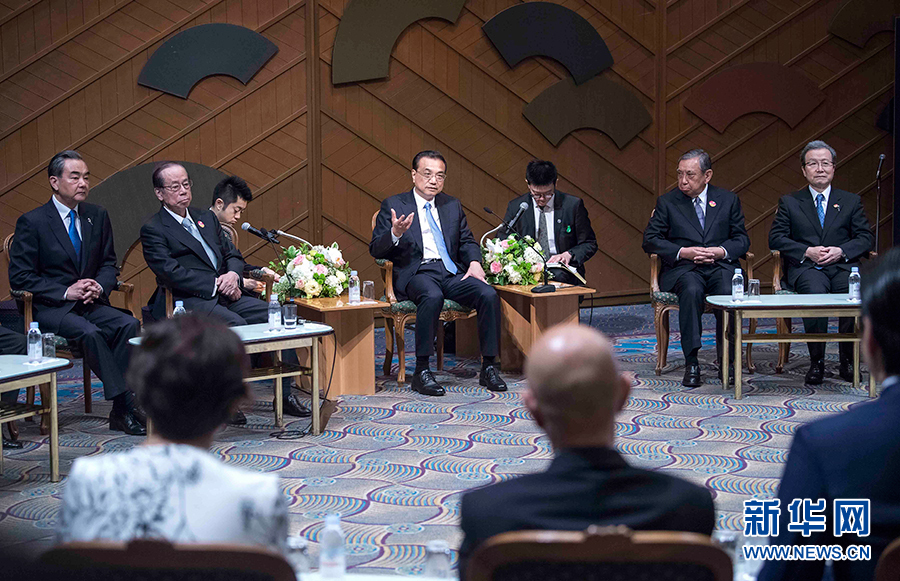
left=524, top=325, right=629, bottom=447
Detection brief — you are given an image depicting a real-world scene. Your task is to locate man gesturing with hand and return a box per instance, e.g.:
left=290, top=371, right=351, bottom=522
left=370, top=150, right=504, bottom=396
left=642, top=149, right=749, bottom=387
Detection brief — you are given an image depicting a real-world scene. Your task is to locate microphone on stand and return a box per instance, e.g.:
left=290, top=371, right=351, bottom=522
left=479, top=202, right=530, bottom=247
left=483, top=206, right=555, bottom=293
left=275, top=230, right=313, bottom=248
left=875, top=153, right=885, bottom=251
left=242, top=222, right=279, bottom=244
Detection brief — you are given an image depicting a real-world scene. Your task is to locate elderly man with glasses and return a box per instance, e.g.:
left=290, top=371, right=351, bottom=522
left=769, top=140, right=874, bottom=385
left=501, top=160, right=597, bottom=286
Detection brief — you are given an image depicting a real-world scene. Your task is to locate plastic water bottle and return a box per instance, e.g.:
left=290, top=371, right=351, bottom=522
left=268, top=294, right=282, bottom=331
left=319, top=514, right=346, bottom=578
left=732, top=268, right=745, bottom=301
left=849, top=267, right=861, bottom=302
left=27, top=321, right=41, bottom=362
left=172, top=301, right=186, bottom=317
left=348, top=270, right=360, bottom=305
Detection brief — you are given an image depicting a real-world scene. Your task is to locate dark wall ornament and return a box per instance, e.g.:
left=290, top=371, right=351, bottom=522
left=684, top=63, right=824, bottom=133
left=524, top=77, right=652, bottom=148
left=828, top=0, right=900, bottom=48
left=137, top=24, right=278, bottom=99
left=331, top=0, right=466, bottom=85
left=482, top=2, right=614, bottom=85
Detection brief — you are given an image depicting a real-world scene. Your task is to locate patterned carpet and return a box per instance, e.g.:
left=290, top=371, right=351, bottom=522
left=0, top=305, right=874, bottom=575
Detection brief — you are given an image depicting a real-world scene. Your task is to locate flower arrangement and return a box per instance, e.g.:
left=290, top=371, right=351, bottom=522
left=269, top=242, right=351, bottom=300
left=482, top=234, right=547, bottom=286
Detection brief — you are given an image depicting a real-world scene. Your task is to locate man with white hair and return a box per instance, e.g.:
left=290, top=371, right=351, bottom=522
left=458, top=324, right=715, bottom=577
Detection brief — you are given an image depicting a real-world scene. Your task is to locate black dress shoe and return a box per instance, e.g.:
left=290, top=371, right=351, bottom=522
left=228, top=410, right=247, bottom=425
left=839, top=361, right=854, bottom=383
left=109, top=409, right=147, bottom=436
left=805, top=359, right=825, bottom=385
left=411, top=369, right=445, bottom=396
left=132, top=404, right=147, bottom=426
left=280, top=393, right=312, bottom=417
left=2, top=438, right=23, bottom=449
left=683, top=363, right=702, bottom=387
left=479, top=365, right=507, bottom=392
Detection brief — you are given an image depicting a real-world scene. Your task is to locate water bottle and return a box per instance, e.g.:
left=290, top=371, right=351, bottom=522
left=268, top=294, right=282, bottom=331
left=423, top=539, right=452, bottom=578
left=849, top=267, right=861, bottom=302
left=732, top=268, right=745, bottom=301
left=318, top=514, right=346, bottom=578
left=172, top=301, right=186, bottom=317
left=348, top=270, right=360, bottom=305
left=27, top=322, right=41, bottom=362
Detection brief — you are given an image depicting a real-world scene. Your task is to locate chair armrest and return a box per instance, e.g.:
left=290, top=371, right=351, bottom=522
left=113, top=281, right=137, bottom=320
left=771, top=250, right=783, bottom=292
left=743, top=251, right=754, bottom=282
left=165, top=286, right=174, bottom=318
left=649, top=254, right=660, bottom=293
left=262, top=273, right=275, bottom=300
left=378, top=260, right=397, bottom=303
left=9, top=289, right=33, bottom=328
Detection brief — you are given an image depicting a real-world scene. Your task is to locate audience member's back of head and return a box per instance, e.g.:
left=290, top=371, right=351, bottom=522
left=862, top=247, right=900, bottom=378
left=127, top=314, right=248, bottom=441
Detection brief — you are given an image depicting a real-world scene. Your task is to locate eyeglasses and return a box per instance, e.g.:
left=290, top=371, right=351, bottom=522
left=415, top=170, right=446, bottom=182
left=528, top=186, right=555, bottom=199
left=161, top=180, right=193, bottom=193
left=804, top=161, right=834, bottom=169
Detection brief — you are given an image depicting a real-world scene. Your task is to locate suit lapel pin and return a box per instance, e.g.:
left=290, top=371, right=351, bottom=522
left=566, top=225, right=571, bottom=233
left=708, top=201, right=716, bottom=207
left=86, top=217, right=93, bottom=225
left=197, top=220, right=205, bottom=228
left=833, top=204, right=840, bottom=210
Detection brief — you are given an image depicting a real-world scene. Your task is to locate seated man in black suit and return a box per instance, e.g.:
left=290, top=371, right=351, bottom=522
left=458, top=324, right=715, bottom=578
left=758, top=248, right=900, bottom=581
left=140, top=163, right=309, bottom=418
left=208, top=175, right=279, bottom=298
left=642, top=149, right=749, bottom=387
left=0, top=326, right=27, bottom=448
left=370, top=150, right=505, bottom=396
left=502, top=160, right=597, bottom=285
left=9, top=150, right=144, bottom=435
left=768, top=140, right=874, bottom=384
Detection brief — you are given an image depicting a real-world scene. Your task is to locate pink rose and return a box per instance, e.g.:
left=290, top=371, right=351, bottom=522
left=292, top=255, right=304, bottom=266
left=294, top=278, right=305, bottom=289
left=500, top=240, right=510, bottom=250
left=490, top=261, right=502, bottom=274
left=316, top=264, right=328, bottom=275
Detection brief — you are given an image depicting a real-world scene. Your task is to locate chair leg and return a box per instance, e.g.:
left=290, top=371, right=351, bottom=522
left=396, top=317, right=408, bottom=385
left=24, top=386, right=35, bottom=423
left=436, top=323, right=445, bottom=372
left=39, top=383, right=50, bottom=436
left=654, top=305, right=670, bottom=375
left=383, top=318, right=395, bottom=376
left=776, top=318, right=789, bottom=373
left=6, top=420, right=18, bottom=440
left=83, top=360, right=92, bottom=414
left=746, top=318, right=756, bottom=374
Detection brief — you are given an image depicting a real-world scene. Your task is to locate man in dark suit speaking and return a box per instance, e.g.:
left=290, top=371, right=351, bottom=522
left=458, top=325, right=715, bottom=578
left=8, top=150, right=144, bottom=435
left=370, top=150, right=505, bottom=396
left=768, top=140, right=874, bottom=384
left=140, top=162, right=309, bottom=418
left=642, top=149, right=749, bottom=388
left=502, top=160, right=597, bottom=285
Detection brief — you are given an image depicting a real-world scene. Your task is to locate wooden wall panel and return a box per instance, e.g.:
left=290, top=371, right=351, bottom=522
left=0, top=0, right=894, bottom=309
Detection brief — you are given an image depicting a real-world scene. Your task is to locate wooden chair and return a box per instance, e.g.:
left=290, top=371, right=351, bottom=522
left=372, top=212, right=477, bottom=384
left=41, top=539, right=295, bottom=581
left=3, top=233, right=137, bottom=418
left=159, top=222, right=274, bottom=318
left=650, top=251, right=756, bottom=376
left=468, top=526, right=732, bottom=581
left=876, top=536, right=900, bottom=581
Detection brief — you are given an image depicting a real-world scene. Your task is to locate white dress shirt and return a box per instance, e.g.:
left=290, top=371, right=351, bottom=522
left=533, top=197, right=557, bottom=255
left=809, top=184, right=832, bottom=207
left=164, top=206, right=217, bottom=297
left=392, top=189, right=443, bottom=261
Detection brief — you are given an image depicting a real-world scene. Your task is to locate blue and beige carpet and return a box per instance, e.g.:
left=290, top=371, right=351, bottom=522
left=0, top=305, right=873, bottom=575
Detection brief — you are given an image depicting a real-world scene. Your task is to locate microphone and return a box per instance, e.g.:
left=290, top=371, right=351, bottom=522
left=275, top=230, right=312, bottom=248
left=242, top=222, right=279, bottom=244
left=876, top=153, right=885, bottom=179
left=508, top=201, right=529, bottom=230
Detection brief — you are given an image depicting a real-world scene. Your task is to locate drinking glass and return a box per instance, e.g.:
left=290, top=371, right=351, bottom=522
left=283, top=303, right=298, bottom=328
left=42, top=333, right=56, bottom=359
left=748, top=279, right=761, bottom=299
left=423, top=539, right=451, bottom=578
left=362, top=280, right=375, bottom=301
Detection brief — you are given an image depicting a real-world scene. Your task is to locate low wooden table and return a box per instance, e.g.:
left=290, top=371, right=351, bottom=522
left=0, top=356, right=73, bottom=482
left=706, top=294, right=875, bottom=399
left=458, top=283, right=596, bottom=372
left=292, top=296, right=389, bottom=397
left=130, top=322, right=334, bottom=434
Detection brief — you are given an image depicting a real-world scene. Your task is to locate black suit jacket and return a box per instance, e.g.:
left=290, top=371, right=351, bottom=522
left=768, top=188, right=873, bottom=289
left=642, top=185, right=749, bottom=292
left=459, top=447, right=715, bottom=579
left=140, top=206, right=245, bottom=321
left=501, top=191, right=597, bottom=277
left=369, top=190, right=481, bottom=299
left=8, top=200, right=120, bottom=333
left=758, top=378, right=900, bottom=581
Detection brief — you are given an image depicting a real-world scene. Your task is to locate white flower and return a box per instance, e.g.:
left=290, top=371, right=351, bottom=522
left=305, top=280, right=321, bottom=297
left=503, top=263, right=516, bottom=275
left=326, top=246, right=343, bottom=264
left=531, top=261, right=543, bottom=273
left=485, top=239, right=499, bottom=254
left=508, top=269, right=522, bottom=284
left=336, top=271, right=347, bottom=283
left=325, top=274, right=340, bottom=290
left=523, top=247, right=541, bottom=264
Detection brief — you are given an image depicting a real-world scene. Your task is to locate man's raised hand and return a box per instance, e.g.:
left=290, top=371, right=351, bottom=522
left=391, top=209, right=415, bottom=238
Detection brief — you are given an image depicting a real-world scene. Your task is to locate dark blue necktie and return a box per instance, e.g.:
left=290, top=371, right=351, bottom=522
left=816, top=194, right=825, bottom=228
left=67, top=210, right=81, bottom=260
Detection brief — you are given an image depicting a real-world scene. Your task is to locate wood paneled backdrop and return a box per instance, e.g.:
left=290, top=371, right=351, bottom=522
left=0, top=0, right=894, bottom=311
